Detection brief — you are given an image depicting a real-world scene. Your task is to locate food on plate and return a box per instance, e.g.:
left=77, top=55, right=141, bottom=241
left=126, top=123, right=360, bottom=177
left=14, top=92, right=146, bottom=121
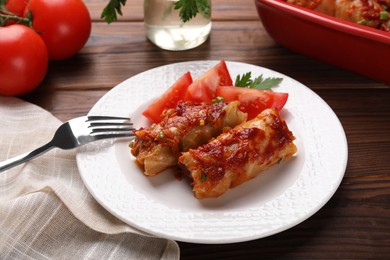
left=217, top=86, right=288, bottom=120
left=285, top=0, right=390, bottom=32
left=143, top=72, right=193, bottom=123
left=131, top=101, right=247, bottom=176
left=178, top=108, right=297, bottom=199
left=142, top=60, right=287, bottom=122
left=131, top=61, right=296, bottom=198
left=183, top=60, right=233, bottom=103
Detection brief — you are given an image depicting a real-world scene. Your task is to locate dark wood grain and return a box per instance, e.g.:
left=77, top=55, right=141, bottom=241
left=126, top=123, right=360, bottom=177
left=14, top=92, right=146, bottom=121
left=20, top=0, right=390, bottom=258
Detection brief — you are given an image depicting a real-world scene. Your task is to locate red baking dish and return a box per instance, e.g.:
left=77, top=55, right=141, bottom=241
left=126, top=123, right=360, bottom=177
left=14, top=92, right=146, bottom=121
left=254, top=0, right=390, bottom=84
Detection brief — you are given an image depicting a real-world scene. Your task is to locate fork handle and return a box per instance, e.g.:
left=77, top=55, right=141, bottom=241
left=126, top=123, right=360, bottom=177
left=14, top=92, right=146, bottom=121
left=0, top=142, right=54, bottom=173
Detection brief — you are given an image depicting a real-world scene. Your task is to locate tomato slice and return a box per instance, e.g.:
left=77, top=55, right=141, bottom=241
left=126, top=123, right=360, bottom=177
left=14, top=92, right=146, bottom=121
left=142, top=71, right=193, bottom=123
left=216, top=86, right=288, bottom=119
left=183, top=60, right=233, bottom=103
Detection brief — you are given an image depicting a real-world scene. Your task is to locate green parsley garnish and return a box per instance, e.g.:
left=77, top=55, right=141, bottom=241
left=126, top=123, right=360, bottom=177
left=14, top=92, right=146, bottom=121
left=357, top=19, right=367, bottom=25
left=235, top=72, right=283, bottom=90
left=175, top=0, right=211, bottom=23
left=158, top=131, right=164, bottom=138
left=235, top=72, right=252, bottom=88
left=101, top=0, right=211, bottom=24
left=380, top=11, right=388, bottom=21
left=212, top=96, right=225, bottom=104
left=101, top=0, right=127, bottom=24
left=201, top=172, right=207, bottom=182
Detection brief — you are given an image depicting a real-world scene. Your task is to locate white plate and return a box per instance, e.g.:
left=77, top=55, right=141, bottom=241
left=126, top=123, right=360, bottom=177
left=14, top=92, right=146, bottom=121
left=76, top=61, right=348, bottom=244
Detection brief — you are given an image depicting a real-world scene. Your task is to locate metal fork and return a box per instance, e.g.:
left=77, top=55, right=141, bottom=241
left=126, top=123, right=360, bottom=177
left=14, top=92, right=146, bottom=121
left=0, top=116, right=134, bottom=172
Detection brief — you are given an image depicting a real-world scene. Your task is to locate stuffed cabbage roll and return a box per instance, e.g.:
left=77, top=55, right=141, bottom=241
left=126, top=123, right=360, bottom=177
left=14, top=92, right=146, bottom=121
left=178, top=108, right=297, bottom=199
left=334, top=0, right=388, bottom=29
left=285, top=0, right=389, bottom=31
left=285, top=0, right=336, bottom=17
left=131, top=101, right=247, bottom=176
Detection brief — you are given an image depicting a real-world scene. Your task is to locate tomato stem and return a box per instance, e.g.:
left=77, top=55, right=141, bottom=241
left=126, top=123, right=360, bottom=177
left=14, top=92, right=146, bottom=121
left=0, top=13, right=30, bottom=26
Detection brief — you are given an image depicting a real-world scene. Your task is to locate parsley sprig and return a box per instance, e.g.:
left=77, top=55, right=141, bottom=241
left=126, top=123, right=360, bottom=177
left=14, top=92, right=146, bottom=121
left=174, top=0, right=211, bottom=23
left=101, top=0, right=127, bottom=24
left=235, top=72, right=283, bottom=90
left=101, top=0, right=211, bottom=24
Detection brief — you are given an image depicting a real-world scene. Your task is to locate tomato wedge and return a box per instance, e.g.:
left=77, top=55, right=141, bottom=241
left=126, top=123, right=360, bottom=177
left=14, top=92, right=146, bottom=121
left=183, top=60, right=233, bottom=103
left=216, top=86, right=288, bottom=119
left=142, top=71, right=193, bottom=123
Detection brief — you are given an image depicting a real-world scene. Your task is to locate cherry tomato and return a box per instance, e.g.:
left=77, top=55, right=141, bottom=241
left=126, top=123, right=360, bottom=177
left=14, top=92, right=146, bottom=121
left=25, top=0, right=91, bottom=60
left=0, top=24, right=48, bottom=96
left=1, top=0, right=28, bottom=25
left=143, top=72, right=193, bottom=123
left=183, top=60, right=233, bottom=103
left=216, top=86, right=289, bottom=119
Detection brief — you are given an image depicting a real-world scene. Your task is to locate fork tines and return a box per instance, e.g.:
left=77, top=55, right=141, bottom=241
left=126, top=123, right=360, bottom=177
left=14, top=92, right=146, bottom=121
left=86, top=116, right=131, bottom=121
left=86, top=116, right=135, bottom=138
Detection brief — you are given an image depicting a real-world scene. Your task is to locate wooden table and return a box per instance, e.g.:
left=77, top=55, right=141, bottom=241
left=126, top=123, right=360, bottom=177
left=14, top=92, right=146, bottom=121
left=21, top=0, right=390, bottom=258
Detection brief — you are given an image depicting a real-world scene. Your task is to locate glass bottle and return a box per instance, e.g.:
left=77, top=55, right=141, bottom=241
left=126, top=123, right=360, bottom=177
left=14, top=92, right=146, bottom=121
left=144, top=0, right=212, bottom=51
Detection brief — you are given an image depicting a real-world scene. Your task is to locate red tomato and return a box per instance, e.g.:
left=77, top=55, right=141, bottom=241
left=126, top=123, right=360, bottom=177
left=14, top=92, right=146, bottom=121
left=2, top=0, right=28, bottom=25
left=0, top=24, right=48, bottom=96
left=183, top=60, right=233, bottom=103
left=25, top=0, right=91, bottom=60
left=216, top=86, right=289, bottom=119
left=143, top=71, right=193, bottom=123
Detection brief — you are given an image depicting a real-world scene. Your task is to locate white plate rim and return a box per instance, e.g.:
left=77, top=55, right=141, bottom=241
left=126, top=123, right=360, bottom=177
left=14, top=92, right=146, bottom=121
left=76, top=60, right=348, bottom=244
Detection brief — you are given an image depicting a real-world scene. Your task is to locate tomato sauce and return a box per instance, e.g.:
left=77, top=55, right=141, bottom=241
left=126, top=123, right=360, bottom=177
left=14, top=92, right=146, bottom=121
left=187, top=113, right=295, bottom=183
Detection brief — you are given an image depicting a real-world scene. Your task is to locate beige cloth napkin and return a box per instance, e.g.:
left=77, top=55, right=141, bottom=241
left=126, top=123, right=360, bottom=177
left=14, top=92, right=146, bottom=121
left=0, top=97, right=179, bottom=259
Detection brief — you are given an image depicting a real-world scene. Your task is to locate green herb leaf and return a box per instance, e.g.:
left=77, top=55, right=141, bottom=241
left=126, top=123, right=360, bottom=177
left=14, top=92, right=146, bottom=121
left=357, top=19, right=367, bottom=25
left=101, top=0, right=210, bottom=24
left=235, top=72, right=252, bottom=87
left=250, top=76, right=283, bottom=90
left=196, top=0, right=211, bottom=17
left=212, top=96, right=225, bottom=104
left=158, top=131, right=164, bottom=138
left=174, top=0, right=211, bottom=23
left=380, top=10, right=388, bottom=21
left=101, top=0, right=127, bottom=24
left=235, top=72, right=283, bottom=90
left=201, top=172, right=207, bottom=182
